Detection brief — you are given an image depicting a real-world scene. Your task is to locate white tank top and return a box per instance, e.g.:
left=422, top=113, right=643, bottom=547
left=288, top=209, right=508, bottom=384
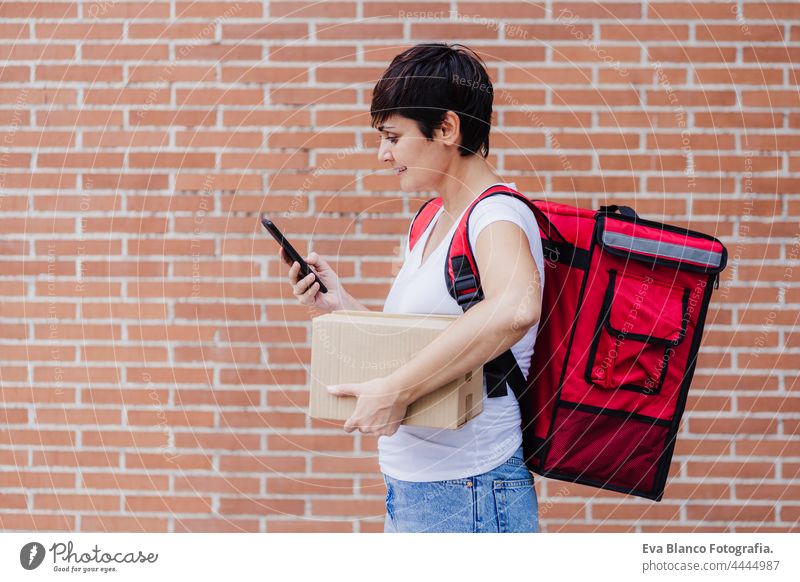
left=379, top=183, right=545, bottom=481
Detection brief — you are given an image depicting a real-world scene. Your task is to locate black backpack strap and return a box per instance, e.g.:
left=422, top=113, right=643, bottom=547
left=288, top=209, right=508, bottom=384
left=598, top=204, right=639, bottom=219
left=484, top=348, right=528, bottom=398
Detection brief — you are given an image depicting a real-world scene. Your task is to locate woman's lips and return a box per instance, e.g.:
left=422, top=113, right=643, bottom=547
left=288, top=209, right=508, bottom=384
left=394, top=167, right=406, bottom=176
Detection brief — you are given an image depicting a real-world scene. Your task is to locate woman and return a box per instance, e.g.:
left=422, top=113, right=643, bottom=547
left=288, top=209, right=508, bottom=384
left=281, top=43, right=544, bottom=533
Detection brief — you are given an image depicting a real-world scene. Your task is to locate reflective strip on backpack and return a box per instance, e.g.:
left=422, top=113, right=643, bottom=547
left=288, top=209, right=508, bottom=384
left=601, top=230, right=724, bottom=269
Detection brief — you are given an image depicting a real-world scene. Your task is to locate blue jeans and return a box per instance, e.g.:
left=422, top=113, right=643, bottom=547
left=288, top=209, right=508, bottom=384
left=382, top=445, right=539, bottom=533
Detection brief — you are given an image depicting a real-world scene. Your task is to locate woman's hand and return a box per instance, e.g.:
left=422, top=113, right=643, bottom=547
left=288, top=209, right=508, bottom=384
left=280, top=247, right=348, bottom=314
left=327, top=378, right=409, bottom=436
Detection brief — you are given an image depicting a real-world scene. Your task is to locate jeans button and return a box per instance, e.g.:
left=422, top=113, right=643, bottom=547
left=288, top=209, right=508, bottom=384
left=466, top=481, right=473, bottom=488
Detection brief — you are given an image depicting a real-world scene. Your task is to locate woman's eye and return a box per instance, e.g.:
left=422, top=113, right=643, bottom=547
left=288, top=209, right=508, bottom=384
left=382, top=135, right=398, bottom=144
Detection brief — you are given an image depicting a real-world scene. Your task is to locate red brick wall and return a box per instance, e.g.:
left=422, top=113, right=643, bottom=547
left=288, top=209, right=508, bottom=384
left=0, top=1, right=797, bottom=533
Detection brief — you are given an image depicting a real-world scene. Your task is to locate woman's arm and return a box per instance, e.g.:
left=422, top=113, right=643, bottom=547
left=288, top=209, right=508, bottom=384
left=388, top=219, right=541, bottom=406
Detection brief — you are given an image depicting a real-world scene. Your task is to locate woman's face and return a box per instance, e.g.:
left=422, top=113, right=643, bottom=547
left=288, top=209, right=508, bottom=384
left=375, top=114, right=457, bottom=192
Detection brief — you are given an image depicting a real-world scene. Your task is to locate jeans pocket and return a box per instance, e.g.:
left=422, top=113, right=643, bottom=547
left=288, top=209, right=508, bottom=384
left=502, top=452, right=526, bottom=468
left=493, top=478, right=539, bottom=533
left=384, top=476, right=395, bottom=522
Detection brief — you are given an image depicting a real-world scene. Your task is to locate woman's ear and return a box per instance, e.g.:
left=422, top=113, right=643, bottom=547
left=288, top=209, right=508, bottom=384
left=436, top=110, right=461, bottom=148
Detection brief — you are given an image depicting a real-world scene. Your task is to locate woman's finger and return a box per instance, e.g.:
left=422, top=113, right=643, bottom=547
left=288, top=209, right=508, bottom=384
left=288, top=261, right=300, bottom=284
left=305, top=281, right=320, bottom=298
left=302, top=275, right=318, bottom=295
left=292, top=273, right=305, bottom=295
left=294, top=273, right=314, bottom=296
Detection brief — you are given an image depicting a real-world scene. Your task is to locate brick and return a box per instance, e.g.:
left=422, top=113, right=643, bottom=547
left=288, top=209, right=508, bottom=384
left=687, top=461, right=775, bottom=480
left=80, top=516, right=168, bottom=532
left=661, top=482, right=731, bottom=500
left=266, top=389, right=309, bottom=408
left=694, top=67, right=784, bottom=85
left=35, top=494, right=119, bottom=511
left=744, top=47, right=800, bottom=64
left=266, top=477, right=354, bottom=495
left=0, top=494, right=28, bottom=509
left=737, top=484, right=800, bottom=501
left=0, top=387, right=74, bottom=404
left=130, top=109, right=217, bottom=127
left=176, top=2, right=263, bottom=18
left=127, top=410, right=215, bottom=428
left=647, top=46, right=737, bottom=63
left=269, top=88, right=356, bottom=107
left=696, top=24, right=784, bottom=42
left=34, top=65, right=122, bottom=83
left=219, top=454, right=305, bottom=473
left=82, top=431, right=170, bottom=448
left=744, top=2, right=800, bottom=19
left=268, top=44, right=357, bottom=62
left=81, top=472, right=170, bottom=491
left=218, top=498, right=305, bottom=516
left=3, top=344, right=76, bottom=361
left=82, top=43, right=169, bottom=61
left=175, top=476, right=260, bottom=495
left=174, top=431, right=261, bottom=450
left=36, top=23, right=124, bottom=40
left=0, top=513, right=74, bottom=531
left=125, top=495, right=212, bottom=513
left=0, top=430, right=75, bottom=447
left=649, top=2, right=737, bottom=20
left=0, top=471, right=75, bottom=489
left=743, top=90, right=800, bottom=108
left=267, top=519, right=352, bottom=532
left=179, top=43, right=263, bottom=65
left=128, top=65, right=216, bottom=83
left=0, top=23, right=28, bottom=37
left=84, top=2, right=170, bottom=20
left=129, top=23, right=217, bottom=39
left=601, top=24, right=689, bottom=41
left=222, top=23, right=309, bottom=40
left=0, top=44, right=74, bottom=60
left=686, top=504, right=775, bottom=523
left=174, top=388, right=261, bottom=406
left=175, top=518, right=261, bottom=532
left=310, top=499, right=387, bottom=517
left=593, top=503, right=682, bottom=521
left=736, top=439, right=800, bottom=458
left=33, top=450, right=120, bottom=468
left=688, top=417, right=778, bottom=436
left=0, top=3, right=76, bottom=18
left=218, top=411, right=305, bottom=428
left=35, top=408, right=121, bottom=425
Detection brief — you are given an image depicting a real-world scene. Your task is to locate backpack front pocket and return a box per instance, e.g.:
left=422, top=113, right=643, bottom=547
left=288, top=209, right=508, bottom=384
left=586, top=269, right=689, bottom=394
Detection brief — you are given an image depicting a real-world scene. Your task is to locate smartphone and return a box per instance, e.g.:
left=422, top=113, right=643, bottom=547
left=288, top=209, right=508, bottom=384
left=261, top=218, right=328, bottom=294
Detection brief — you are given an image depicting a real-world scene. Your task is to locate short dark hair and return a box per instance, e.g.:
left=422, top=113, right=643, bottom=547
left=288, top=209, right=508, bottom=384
left=370, top=42, right=493, bottom=158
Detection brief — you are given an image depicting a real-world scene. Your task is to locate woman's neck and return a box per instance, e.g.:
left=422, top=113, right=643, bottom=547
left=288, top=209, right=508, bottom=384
left=435, top=156, right=505, bottom=218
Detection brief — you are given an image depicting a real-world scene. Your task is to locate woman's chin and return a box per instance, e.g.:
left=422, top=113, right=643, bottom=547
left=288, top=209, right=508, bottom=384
left=398, top=178, right=423, bottom=193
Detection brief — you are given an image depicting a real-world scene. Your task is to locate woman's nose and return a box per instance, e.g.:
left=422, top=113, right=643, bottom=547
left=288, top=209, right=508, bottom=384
left=378, top=141, right=393, bottom=163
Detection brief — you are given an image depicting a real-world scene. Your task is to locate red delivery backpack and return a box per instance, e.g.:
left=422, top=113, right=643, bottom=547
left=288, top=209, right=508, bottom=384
left=408, top=185, right=727, bottom=501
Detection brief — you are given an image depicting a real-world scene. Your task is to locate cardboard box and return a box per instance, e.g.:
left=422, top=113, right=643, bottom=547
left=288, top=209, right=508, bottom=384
left=309, top=310, right=483, bottom=429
